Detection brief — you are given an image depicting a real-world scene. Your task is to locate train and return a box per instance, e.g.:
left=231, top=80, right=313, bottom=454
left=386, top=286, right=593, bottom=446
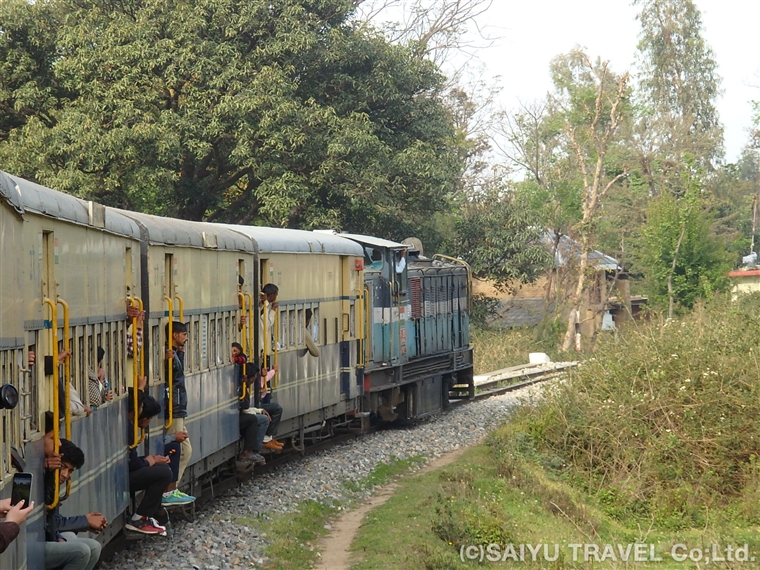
left=0, top=169, right=473, bottom=568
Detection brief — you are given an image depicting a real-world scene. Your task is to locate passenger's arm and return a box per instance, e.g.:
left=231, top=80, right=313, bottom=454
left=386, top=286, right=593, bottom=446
left=54, top=513, right=90, bottom=534
left=0, top=522, right=19, bottom=554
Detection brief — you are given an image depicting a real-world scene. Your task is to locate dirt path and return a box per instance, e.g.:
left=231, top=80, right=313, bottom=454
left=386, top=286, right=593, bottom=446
left=315, top=446, right=472, bottom=570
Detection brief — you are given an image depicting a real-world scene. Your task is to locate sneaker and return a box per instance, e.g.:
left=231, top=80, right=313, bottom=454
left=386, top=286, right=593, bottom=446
left=271, top=439, right=285, bottom=447
left=148, top=517, right=167, bottom=533
left=162, top=489, right=195, bottom=506
left=126, top=516, right=167, bottom=536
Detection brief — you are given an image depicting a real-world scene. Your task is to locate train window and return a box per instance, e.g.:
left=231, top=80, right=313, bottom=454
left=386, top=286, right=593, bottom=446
left=152, top=325, right=160, bottom=383
left=297, top=309, right=303, bottom=346
left=20, top=339, right=38, bottom=437
left=289, top=309, right=296, bottom=348
left=200, top=315, right=208, bottom=369
left=279, top=308, right=287, bottom=349
left=193, top=318, right=201, bottom=372
left=224, top=316, right=230, bottom=363
left=210, top=317, right=216, bottom=369
left=349, top=303, right=355, bottom=338
left=312, top=307, right=320, bottom=345
left=217, top=315, right=223, bottom=366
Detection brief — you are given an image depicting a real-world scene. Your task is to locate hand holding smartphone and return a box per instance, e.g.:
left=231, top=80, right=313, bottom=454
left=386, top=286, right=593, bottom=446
left=11, top=472, right=32, bottom=508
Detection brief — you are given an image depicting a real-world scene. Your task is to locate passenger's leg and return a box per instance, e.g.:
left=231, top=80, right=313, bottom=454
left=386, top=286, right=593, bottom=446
left=130, top=464, right=172, bottom=517
left=59, top=533, right=101, bottom=570
left=45, top=539, right=90, bottom=570
left=255, top=414, right=270, bottom=452
left=261, top=402, right=282, bottom=436
left=166, top=418, right=192, bottom=485
left=239, top=413, right=258, bottom=453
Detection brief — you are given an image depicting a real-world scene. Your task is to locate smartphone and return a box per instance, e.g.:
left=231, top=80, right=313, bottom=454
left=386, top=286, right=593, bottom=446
left=11, top=472, right=32, bottom=507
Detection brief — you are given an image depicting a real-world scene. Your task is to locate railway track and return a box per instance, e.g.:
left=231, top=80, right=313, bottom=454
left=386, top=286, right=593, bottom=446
left=104, top=361, right=573, bottom=561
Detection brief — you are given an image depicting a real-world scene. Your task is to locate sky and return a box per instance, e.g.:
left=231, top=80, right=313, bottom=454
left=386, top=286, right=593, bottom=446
left=444, top=0, right=760, bottom=163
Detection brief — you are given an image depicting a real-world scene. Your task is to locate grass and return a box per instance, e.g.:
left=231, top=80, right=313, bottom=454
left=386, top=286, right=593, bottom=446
left=471, top=325, right=562, bottom=375
left=243, top=455, right=426, bottom=569
left=351, top=437, right=760, bottom=569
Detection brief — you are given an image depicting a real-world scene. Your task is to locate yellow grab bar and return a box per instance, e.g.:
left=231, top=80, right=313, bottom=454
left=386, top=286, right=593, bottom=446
left=164, top=296, right=174, bottom=430
left=44, top=298, right=61, bottom=510
left=128, top=298, right=145, bottom=448
left=56, top=298, right=71, bottom=441
left=244, top=293, right=254, bottom=363
left=261, top=299, right=268, bottom=374
left=56, top=297, right=72, bottom=498
left=175, top=294, right=184, bottom=323
left=237, top=293, right=247, bottom=355
left=239, top=380, right=248, bottom=401
left=364, top=285, right=371, bottom=365
left=272, top=307, right=279, bottom=390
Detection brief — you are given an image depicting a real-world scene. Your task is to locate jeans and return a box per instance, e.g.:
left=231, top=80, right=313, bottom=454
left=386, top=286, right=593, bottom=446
left=261, top=401, right=282, bottom=436
left=130, top=464, right=172, bottom=517
left=45, top=532, right=101, bottom=570
left=240, top=413, right=269, bottom=452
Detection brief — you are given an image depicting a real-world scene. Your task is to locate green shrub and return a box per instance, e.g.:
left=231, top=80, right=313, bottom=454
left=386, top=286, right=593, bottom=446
left=505, top=293, right=760, bottom=529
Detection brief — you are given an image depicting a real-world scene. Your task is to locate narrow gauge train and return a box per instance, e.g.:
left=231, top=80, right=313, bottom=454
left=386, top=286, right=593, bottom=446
left=0, top=169, right=473, bottom=569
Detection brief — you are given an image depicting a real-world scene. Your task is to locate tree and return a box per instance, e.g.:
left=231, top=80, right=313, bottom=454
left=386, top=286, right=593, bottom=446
left=449, top=180, right=550, bottom=293
left=549, top=50, right=631, bottom=352
left=634, top=0, right=723, bottom=194
left=638, top=171, right=732, bottom=313
left=0, top=0, right=465, bottom=243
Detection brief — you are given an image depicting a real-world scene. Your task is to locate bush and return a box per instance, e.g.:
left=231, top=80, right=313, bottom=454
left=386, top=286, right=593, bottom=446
left=507, top=293, right=760, bottom=529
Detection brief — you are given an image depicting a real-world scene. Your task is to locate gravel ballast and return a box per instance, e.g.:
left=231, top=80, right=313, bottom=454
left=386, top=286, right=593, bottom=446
left=100, top=383, right=547, bottom=570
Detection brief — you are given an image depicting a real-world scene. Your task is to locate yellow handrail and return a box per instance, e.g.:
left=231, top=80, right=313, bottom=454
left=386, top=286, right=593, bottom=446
left=364, top=285, right=371, bottom=365
left=272, top=307, right=279, bottom=390
left=56, top=298, right=71, bottom=441
left=164, top=296, right=174, bottom=430
left=261, top=299, right=268, bottom=375
left=388, top=282, right=394, bottom=362
left=432, top=254, right=472, bottom=310
left=237, top=293, right=247, bottom=355
left=244, top=293, right=254, bottom=363
left=56, top=297, right=72, bottom=498
left=175, top=294, right=184, bottom=323
left=239, top=380, right=248, bottom=401
left=128, top=298, right=145, bottom=448
left=44, top=298, right=60, bottom=510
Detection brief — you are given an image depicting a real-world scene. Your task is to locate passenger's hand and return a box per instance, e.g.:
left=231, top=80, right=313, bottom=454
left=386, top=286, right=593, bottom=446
left=84, top=405, right=92, bottom=417
left=138, top=376, right=148, bottom=391
left=153, top=455, right=170, bottom=465
left=27, top=350, right=35, bottom=368
left=45, top=454, right=63, bottom=471
left=0, top=498, right=11, bottom=516
left=127, top=304, right=140, bottom=320
left=240, top=315, right=247, bottom=326
left=86, top=512, right=107, bottom=532
left=57, top=349, right=72, bottom=364
left=5, top=501, right=33, bottom=525
left=174, top=431, right=188, bottom=443
left=165, top=349, right=175, bottom=360
left=105, top=390, right=114, bottom=402
left=136, top=311, right=145, bottom=328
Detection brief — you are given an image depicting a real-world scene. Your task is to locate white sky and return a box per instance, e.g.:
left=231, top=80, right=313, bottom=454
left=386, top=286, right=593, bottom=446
left=445, top=0, right=760, bottom=163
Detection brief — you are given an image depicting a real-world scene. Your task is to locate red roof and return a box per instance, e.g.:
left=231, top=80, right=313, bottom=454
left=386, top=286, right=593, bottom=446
left=728, top=269, right=760, bottom=277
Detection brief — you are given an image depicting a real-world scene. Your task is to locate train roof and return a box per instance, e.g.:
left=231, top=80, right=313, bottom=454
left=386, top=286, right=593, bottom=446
left=221, top=225, right=363, bottom=255
left=0, top=170, right=141, bottom=238
left=114, top=210, right=254, bottom=251
left=314, top=231, right=407, bottom=250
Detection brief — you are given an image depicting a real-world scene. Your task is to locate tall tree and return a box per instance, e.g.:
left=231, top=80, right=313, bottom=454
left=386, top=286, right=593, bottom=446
left=638, top=170, right=732, bottom=313
left=634, top=0, right=723, bottom=194
left=549, top=50, right=631, bottom=352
